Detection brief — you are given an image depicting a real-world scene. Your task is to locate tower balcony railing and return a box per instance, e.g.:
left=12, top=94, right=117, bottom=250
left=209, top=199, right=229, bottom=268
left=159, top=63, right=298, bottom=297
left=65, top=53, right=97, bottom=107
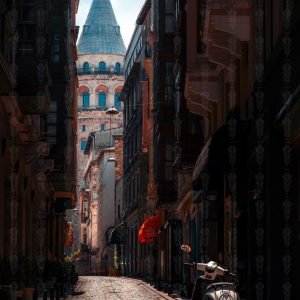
left=77, top=67, right=124, bottom=76
left=78, top=106, right=123, bottom=112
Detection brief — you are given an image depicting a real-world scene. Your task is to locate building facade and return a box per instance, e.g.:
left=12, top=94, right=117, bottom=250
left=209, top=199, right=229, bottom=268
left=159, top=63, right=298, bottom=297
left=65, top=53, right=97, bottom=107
left=0, top=0, right=79, bottom=298
left=79, top=128, right=122, bottom=274
left=118, top=0, right=300, bottom=299
left=119, top=0, right=156, bottom=278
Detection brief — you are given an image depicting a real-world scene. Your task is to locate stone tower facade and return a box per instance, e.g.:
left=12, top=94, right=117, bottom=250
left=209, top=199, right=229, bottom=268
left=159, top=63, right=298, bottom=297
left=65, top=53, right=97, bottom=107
left=75, top=0, right=125, bottom=263
left=77, top=53, right=124, bottom=184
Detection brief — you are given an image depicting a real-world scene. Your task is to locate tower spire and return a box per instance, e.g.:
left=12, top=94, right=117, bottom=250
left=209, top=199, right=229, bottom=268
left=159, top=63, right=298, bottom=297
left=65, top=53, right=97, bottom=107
left=77, top=0, right=126, bottom=55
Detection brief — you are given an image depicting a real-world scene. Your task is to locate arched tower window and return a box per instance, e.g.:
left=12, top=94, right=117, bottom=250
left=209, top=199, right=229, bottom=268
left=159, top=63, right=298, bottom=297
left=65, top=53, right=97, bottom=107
left=99, top=61, right=106, bottom=72
left=81, top=140, right=87, bottom=151
left=82, top=125, right=86, bottom=132
left=82, top=92, right=90, bottom=107
left=114, top=93, right=121, bottom=109
left=115, top=63, right=121, bottom=74
left=98, top=92, right=106, bottom=107
left=83, top=62, right=90, bottom=72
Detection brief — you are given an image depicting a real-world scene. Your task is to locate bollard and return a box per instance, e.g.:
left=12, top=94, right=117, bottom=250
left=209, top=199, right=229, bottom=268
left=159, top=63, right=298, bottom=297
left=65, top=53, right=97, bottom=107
left=32, top=289, right=38, bottom=300
left=55, top=287, right=60, bottom=300
left=50, top=287, right=54, bottom=300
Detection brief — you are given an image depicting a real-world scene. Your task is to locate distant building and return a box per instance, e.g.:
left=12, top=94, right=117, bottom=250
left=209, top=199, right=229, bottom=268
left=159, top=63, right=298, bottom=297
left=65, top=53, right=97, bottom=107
left=119, top=0, right=155, bottom=278
left=75, top=0, right=126, bottom=274
left=80, top=128, right=122, bottom=274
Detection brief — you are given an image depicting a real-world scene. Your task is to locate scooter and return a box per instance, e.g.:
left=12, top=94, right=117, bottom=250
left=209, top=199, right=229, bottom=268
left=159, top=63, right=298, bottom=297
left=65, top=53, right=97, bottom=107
left=181, top=245, right=240, bottom=300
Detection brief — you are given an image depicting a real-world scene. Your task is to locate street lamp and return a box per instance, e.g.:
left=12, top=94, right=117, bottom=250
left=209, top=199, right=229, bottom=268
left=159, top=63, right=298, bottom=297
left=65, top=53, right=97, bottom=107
left=106, top=107, right=120, bottom=115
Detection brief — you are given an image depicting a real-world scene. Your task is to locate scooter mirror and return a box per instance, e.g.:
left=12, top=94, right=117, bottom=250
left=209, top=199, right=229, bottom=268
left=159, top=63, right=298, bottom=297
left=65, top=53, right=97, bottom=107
left=181, top=244, right=192, bottom=253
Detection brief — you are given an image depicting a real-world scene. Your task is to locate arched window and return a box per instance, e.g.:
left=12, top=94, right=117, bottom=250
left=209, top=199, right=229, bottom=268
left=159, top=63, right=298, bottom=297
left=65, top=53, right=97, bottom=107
left=114, top=93, right=121, bottom=109
left=83, top=62, right=90, bottom=73
left=100, top=124, right=105, bottom=131
left=99, top=61, right=106, bottom=72
left=98, top=92, right=106, bottom=107
left=82, top=92, right=90, bottom=107
left=81, top=140, right=87, bottom=151
left=115, top=63, right=121, bottom=74
left=82, top=125, right=86, bottom=132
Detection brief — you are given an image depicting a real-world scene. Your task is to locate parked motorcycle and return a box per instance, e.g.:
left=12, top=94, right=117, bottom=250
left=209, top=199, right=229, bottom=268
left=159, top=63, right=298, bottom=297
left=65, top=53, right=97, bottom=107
left=181, top=245, right=240, bottom=300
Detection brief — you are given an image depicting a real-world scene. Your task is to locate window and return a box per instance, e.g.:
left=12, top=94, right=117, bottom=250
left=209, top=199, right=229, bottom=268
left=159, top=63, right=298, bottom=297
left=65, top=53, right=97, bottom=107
left=100, top=124, right=105, bottom=131
left=133, top=177, right=136, bottom=203
left=114, top=93, right=121, bottom=109
left=165, top=63, right=175, bottom=105
left=21, top=0, right=35, bottom=22
left=133, top=129, right=137, bottom=154
left=99, top=92, right=106, bottom=107
left=188, top=112, right=202, bottom=135
left=51, top=34, right=60, bottom=63
left=82, top=92, right=90, bottom=107
left=83, top=200, right=88, bottom=218
left=134, top=81, right=139, bottom=108
left=81, top=140, right=87, bottom=151
left=115, top=63, right=121, bottom=74
left=83, top=228, right=87, bottom=244
left=164, top=0, right=175, bottom=33
left=165, top=139, right=174, bottom=181
left=47, top=101, right=57, bottom=144
left=135, top=174, right=139, bottom=201
left=99, top=61, right=106, bottom=72
left=111, top=138, right=115, bottom=147
left=197, top=0, right=206, bottom=53
left=82, top=125, right=86, bottom=132
left=83, top=62, right=90, bottom=73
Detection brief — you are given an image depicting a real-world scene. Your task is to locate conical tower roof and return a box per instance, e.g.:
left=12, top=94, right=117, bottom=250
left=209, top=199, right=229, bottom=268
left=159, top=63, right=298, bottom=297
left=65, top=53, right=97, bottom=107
left=77, top=0, right=126, bottom=55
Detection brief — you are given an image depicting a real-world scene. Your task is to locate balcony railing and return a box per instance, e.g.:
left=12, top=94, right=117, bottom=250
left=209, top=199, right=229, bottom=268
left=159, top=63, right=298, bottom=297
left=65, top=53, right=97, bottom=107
left=78, top=106, right=123, bottom=112
left=77, top=67, right=124, bottom=76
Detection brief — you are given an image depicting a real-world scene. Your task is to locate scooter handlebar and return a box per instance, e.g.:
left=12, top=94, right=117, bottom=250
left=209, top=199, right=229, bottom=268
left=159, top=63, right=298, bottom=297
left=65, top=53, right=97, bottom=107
left=196, top=262, right=207, bottom=272
left=184, top=261, right=237, bottom=280
left=227, top=271, right=238, bottom=278
left=184, top=262, right=197, bottom=267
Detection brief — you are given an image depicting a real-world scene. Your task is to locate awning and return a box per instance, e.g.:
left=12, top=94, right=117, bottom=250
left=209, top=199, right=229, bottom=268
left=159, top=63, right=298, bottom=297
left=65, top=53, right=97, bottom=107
left=138, top=214, right=161, bottom=244
left=108, top=223, right=126, bottom=245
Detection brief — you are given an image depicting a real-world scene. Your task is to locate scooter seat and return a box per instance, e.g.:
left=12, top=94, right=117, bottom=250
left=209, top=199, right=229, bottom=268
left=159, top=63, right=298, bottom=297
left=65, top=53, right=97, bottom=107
left=206, top=282, right=236, bottom=290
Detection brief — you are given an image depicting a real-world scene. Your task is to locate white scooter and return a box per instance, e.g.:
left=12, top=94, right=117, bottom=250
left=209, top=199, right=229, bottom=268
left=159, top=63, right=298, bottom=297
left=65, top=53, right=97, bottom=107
left=181, top=245, right=240, bottom=300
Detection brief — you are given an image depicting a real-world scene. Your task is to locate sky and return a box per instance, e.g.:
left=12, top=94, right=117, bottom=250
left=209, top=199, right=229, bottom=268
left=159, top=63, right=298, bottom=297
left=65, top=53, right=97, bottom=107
left=77, top=0, right=145, bottom=47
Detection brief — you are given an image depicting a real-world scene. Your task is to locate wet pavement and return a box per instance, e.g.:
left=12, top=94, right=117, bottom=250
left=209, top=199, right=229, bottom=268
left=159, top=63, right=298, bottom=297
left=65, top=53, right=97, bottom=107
left=68, top=276, right=182, bottom=300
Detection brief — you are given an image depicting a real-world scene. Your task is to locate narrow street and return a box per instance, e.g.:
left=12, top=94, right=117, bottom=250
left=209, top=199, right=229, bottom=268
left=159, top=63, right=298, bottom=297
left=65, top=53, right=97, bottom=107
left=69, top=276, right=182, bottom=300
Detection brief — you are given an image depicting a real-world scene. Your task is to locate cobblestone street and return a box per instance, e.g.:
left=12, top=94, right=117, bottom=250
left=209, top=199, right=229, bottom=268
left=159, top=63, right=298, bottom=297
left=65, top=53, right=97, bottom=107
left=69, top=276, right=182, bottom=300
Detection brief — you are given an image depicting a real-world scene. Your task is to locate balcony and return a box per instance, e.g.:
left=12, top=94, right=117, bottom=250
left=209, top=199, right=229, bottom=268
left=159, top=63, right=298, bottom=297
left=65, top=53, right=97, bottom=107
left=78, top=106, right=108, bottom=112
left=77, top=67, right=124, bottom=76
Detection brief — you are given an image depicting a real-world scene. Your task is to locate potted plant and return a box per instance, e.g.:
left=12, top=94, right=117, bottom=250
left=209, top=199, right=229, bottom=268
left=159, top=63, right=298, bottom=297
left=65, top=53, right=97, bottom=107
left=108, top=265, right=119, bottom=276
